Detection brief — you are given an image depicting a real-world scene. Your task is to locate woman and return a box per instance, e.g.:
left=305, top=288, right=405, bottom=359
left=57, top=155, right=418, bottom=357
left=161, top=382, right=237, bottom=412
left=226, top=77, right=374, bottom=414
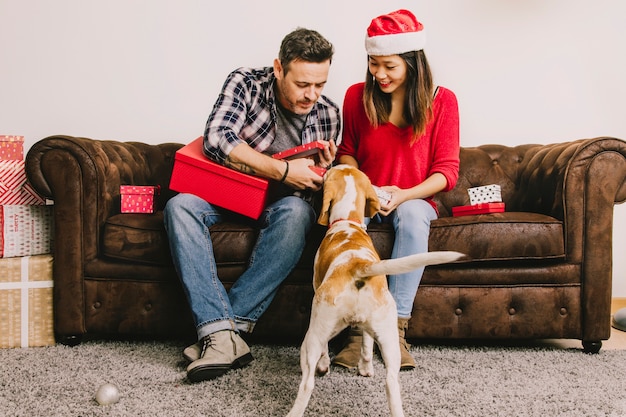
left=334, top=9, right=460, bottom=370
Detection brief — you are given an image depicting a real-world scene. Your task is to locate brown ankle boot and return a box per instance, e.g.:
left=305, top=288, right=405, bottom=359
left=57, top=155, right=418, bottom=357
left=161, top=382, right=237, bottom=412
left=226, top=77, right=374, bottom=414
left=332, top=326, right=363, bottom=369
left=398, top=318, right=416, bottom=371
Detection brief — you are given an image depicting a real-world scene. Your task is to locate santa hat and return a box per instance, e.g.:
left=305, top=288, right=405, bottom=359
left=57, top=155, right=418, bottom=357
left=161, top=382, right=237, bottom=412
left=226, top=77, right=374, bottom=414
left=365, top=9, right=426, bottom=56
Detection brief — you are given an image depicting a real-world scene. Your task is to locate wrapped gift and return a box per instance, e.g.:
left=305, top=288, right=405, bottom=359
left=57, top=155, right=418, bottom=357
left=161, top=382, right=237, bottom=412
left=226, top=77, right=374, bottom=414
left=452, top=202, right=506, bottom=217
left=0, top=205, right=54, bottom=258
left=0, top=254, right=55, bottom=348
left=0, top=135, right=24, bottom=161
left=120, top=185, right=160, bottom=213
left=170, top=137, right=271, bottom=219
left=0, top=160, right=46, bottom=205
left=467, top=184, right=502, bottom=205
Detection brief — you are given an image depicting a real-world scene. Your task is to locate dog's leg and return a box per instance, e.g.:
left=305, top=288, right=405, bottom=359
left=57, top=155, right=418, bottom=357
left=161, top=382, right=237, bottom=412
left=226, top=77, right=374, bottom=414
left=316, top=345, right=331, bottom=376
left=373, top=315, right=405, bottom=417
left=357, top=329, right=375, bottom=377
left=287, top=329, right=321, bottom=417
left=287, top=307, right=340, bottom=417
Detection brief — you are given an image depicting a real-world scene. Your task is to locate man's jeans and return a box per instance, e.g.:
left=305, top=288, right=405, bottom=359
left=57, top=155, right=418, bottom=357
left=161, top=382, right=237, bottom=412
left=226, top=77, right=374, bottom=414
left=164, top=193, right=315, bottom=340
left=369, top=199, right=437, bottom=318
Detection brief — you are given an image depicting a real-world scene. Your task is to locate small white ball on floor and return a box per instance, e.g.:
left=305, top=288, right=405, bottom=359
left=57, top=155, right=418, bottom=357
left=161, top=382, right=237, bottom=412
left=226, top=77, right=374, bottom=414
left=95, top=383, right=120, bottom=405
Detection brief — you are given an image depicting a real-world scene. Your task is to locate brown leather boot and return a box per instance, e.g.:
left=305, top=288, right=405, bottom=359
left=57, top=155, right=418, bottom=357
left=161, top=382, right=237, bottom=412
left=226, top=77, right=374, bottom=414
left=332, top=326, right=363, bottom=369
left=398, top=318, right=416, bottom=371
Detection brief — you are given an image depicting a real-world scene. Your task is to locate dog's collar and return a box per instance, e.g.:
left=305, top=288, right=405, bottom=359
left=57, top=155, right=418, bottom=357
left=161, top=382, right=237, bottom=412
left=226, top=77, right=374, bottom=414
left=329, top=218, right=367, bottom=230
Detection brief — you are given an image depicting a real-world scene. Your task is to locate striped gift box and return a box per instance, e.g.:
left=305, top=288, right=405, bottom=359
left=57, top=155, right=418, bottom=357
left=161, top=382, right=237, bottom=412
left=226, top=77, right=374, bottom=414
left=0, top=160, right=46, bottom=205
left=0, top=135, right=24, bottom=161
left=0, top=255, right=55, bottom=348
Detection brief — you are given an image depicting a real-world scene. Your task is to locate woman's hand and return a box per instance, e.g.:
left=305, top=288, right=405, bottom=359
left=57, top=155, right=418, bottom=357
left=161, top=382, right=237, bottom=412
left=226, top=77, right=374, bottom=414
left=378, top=185, right=406, bottom=216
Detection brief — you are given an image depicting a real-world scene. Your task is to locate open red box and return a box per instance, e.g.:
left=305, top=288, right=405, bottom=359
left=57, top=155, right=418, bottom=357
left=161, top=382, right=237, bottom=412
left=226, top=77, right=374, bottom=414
left=170, top=137, right=271, bottom=219
left=452, top=202, right=505, bottom=217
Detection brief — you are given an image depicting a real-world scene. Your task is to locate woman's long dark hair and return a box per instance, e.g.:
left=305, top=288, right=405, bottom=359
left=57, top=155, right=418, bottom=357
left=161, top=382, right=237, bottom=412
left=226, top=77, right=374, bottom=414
left=363, top=50, right=434, bottom=142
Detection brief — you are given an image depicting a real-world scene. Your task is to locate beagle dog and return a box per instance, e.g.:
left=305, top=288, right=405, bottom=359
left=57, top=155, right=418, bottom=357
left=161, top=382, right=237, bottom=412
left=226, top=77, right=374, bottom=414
left=286, top=165, right=464, bottom=417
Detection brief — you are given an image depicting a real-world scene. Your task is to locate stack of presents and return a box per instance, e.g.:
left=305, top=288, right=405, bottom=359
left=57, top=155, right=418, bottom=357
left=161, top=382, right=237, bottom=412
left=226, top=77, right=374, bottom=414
left=0, top=135, right=55, bottom=349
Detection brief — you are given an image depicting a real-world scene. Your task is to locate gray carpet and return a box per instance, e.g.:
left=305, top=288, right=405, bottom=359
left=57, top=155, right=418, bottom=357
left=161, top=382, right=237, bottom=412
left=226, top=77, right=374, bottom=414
left=1, top=340, right=626, bottom=417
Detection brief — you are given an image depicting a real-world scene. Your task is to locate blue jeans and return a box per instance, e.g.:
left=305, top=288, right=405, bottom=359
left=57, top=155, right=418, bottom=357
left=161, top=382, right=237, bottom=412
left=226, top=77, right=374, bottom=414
left=163, top=193, right=315, bottom=340
left=369, top=199, right=437, bottom=318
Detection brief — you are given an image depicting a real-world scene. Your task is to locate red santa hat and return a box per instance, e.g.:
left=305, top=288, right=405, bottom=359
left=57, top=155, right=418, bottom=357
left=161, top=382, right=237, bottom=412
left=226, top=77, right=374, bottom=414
left=365, top=9, right=426, bottom=56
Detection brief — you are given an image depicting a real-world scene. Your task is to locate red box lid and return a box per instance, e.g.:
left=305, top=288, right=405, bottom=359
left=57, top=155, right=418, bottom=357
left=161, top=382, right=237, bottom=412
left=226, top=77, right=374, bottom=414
left=452, top=202, right=505, bottom=217
left=271, top=142, right=325, bottom=160
left=170, top=137, right=270, bottom=219
left=120, top=185, right=160, bottom=195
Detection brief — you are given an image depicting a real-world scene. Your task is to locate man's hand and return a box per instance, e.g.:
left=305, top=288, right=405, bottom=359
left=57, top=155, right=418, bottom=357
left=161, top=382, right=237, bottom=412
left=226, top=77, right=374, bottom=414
left=316, top=140, right=336, bottom=169
left=283, top=158, right=324, bottom=191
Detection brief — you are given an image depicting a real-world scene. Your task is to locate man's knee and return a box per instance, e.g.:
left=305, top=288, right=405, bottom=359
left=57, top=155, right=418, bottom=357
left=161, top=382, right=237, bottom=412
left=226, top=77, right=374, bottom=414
left=269, top=196, right=315, bottom=228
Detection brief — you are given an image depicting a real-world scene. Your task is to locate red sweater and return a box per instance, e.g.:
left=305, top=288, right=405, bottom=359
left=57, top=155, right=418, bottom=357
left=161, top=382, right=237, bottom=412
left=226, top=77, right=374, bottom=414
left=337, top=82, right=460, bottom=211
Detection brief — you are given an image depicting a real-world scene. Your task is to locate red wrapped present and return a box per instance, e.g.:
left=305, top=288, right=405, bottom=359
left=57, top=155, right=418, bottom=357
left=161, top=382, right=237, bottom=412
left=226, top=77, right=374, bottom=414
left=170, top=137, right=270, bottom=219
left=0, top=160, right=46, bottom=205
left=0, top=205, right=54, bottom=258
left=452, top=202, right=505, bottom=217
left=120, top=185, right=160, bottom=214
left=0, top=135, right=24, bottom=161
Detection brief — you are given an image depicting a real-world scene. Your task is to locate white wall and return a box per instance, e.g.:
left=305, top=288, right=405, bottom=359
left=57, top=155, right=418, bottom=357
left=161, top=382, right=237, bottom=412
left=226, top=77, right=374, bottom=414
left=2, top=0, right=625, bottom=295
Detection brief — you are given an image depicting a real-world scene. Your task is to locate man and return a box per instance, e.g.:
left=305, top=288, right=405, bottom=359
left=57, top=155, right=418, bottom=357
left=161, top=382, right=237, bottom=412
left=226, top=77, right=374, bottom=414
left=164, top=27, right=340, bottom=383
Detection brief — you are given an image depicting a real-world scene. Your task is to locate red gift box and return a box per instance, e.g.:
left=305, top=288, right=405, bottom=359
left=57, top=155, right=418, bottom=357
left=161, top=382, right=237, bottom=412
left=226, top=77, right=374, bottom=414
left=271, top=141, right=325, bottom=160
left=120, top=185, right=160, bottom=214
left=0, top=136, right=24, bottom=161
left=0, top=161, right=46, bottom=205
left=170, top=137, right=270, bottom=219
left=452, top=202, right=505, bottom=217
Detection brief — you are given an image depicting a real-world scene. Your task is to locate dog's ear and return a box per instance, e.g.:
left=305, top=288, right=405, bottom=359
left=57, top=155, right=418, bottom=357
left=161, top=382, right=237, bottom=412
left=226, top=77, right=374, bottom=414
left=365, top=184, right=381, bottom=217
left=317, top=181, right=334, bottom=226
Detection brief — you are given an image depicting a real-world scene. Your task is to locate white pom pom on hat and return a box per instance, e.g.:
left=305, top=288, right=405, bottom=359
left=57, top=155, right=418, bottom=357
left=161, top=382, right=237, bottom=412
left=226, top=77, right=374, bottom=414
left=365, top=9, right=426, bottom=56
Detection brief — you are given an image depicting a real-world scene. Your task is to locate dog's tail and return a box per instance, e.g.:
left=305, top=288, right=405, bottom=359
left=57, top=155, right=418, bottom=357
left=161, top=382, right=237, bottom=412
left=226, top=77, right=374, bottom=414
left=359, top=251, right=465, bottom=278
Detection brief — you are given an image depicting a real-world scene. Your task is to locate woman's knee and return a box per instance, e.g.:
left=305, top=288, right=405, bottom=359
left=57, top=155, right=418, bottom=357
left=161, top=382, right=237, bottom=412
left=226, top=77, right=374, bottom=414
left=396, top=200, right=435, bottom=225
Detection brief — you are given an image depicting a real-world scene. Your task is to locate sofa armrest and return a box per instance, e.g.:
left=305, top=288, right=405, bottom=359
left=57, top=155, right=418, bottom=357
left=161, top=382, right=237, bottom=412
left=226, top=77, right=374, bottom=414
left=516, top=137, right=626, bottom=259
left=518, top=137, right=626, bottom=341
left=25, top=135, right=183, bottom=337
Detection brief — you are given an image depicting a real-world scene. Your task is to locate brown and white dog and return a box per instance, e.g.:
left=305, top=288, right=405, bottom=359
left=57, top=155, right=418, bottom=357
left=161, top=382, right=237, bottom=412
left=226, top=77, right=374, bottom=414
left=286, top=165, right=464, bottom=417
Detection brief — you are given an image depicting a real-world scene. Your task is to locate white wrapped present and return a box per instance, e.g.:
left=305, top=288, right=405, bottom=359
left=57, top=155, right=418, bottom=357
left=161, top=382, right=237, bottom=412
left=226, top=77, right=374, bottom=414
left=468, top=184, right=502, bottom=205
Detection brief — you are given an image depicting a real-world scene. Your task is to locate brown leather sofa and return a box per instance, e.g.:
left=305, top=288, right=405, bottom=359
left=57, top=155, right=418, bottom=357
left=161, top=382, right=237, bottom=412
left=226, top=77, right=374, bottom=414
left=25, top=135, right=626, bottom=353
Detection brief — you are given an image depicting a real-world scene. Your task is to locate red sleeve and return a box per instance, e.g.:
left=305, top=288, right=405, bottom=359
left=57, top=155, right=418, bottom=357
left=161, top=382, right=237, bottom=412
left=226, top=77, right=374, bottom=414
left=336, top=83, right=366, bottom=160
left=429, top=87, right=460, bottom=192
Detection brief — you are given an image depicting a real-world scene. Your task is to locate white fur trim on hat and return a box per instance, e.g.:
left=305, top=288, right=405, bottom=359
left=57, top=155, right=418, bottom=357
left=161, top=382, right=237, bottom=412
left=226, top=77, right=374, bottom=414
left=365, top=30, right=426, bottom=56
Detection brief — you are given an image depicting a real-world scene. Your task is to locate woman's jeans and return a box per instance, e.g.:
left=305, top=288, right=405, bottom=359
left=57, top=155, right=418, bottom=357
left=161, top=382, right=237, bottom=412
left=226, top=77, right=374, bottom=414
left=164, top=193, right=315, bottom=340
left=369, top=199, right=437, bottom=318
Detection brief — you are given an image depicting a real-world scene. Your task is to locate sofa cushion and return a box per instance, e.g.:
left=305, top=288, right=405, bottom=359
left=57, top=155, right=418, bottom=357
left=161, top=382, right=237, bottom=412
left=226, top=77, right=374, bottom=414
left=103, top=209, right=564, bottom=268
left=103, top=213, right=261, bottom=267
left=103, top=212, right=173, bottom=265
left=428, top=212, right=565, bottom=261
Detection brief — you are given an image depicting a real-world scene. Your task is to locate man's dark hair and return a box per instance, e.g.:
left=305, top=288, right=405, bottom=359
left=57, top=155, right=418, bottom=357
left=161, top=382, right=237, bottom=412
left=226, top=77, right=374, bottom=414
left=278, top=28, right=334, bottom=74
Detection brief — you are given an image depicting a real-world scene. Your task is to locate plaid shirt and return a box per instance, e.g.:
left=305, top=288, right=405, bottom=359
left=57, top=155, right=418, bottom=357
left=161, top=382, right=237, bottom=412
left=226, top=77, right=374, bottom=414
left=202, top=66, right=341, bottom=164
